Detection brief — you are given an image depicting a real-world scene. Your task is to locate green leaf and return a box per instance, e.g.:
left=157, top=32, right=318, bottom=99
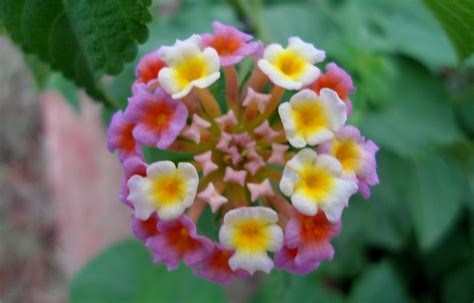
left=348, top=261, right=411, bottom=303
left=251, top=272, right=345, bottom=303
left=262, top=3, right=338, bottom=47
left=422, top=0, right=474, bottom=62
left=281, top=276, right=345, bottom=303
left=0, top=0, right=152, bottom=106
left=362, top=151, right=411, bottom=251
left=250, top=271, right=288, bottom=303
left=423, top=223, right=471, bottom=279
left=358, top=60, right=462, bottom=158
left=379, top=0, right=457, bottom=70
left=23, top=54, right=51, bottom=89
left=407, top=151, right=465, bottom=251
left=442, top=260, right=474, bottom=303
left=69, top=238, right=226, bottom=303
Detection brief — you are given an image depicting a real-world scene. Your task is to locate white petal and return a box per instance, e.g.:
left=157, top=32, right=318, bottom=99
left=219, top=225, right=234, bottom=248
left=128, top=176, right=154, bottom=220
left=266, top=225, right=284, bottom=252
left=278, top=102, right=296, bottom=134
left=279, top=166, right=299, bottom=196
left=261, top=43, right=284, bottom=63
left=315, top=154, right=343, bottom=175
left=190, top=71, right=220, bottom=90
left=202, top=47, right=220, bottom=73
left=160, top=35, right=202, bottom=65
left=287, top=37, right=326, bottom=63
left=158, top=67, right=181, bottom=98
left=157, top=204, right=185, bottom=221
left=171, top=83, right=194, bottom=100
left=287, top=148, right=318, bottom=171
left=223, top=206, right=278, bottom=225
left=319, top=88, right=347, bottom=131
left=287, top=134, right=307, bottom=148
left=305, top=128, right=333, bottom=146
left=148, top=161, right=176, bottom=177
left=291, top=189, right=318, bottom=216
left=320, top=178, right=358, bottom=222
left=258, top=59, right=302, bottom=90
left=290, top=89, right=318, bottom=106
left=229, top=251, right=274, bottom=274
left=294, top=65, right=321, bottom=87
left=320, top=200, right=344, bottom=223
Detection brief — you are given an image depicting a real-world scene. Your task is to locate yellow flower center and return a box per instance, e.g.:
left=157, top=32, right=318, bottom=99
left=292, top=101, right=327, bottom=135
left=174, top=55, right=208, bottom=87
left=298, top=166, right=334, bottom=201
left=152, top=174, right=185, bottom=206
left=332, top=139, right=363, bottom=173
left=232, top=220, right=269, bottom=252
left=274, top=50, right=306, bottom=79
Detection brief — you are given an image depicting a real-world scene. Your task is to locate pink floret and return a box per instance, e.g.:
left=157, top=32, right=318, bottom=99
left=124, top=88, right=188, bottom=149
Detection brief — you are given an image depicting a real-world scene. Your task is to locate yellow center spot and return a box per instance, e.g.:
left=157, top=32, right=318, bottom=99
left=297, top=166, right=334, bottom=201
left=156, top=114, right=168, bottom=126
left=332, top=139, right=363, bottom=173
left=274, top=50, right=306, bottom=79
left=293, top=101, right=327, bottom=135
left=232, top=220, right=269, bottom=252
left=174, top=55, right=209, bottom=87
left=152, top=174, right=185, bottom=206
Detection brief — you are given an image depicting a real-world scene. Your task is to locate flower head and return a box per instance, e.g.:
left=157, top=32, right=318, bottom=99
left=219, top=207, right=283, bottom=274
left=147, top=215, right=213, bottom=270
left=133, top=49, right=167, bottom=94
left=132, top=212, right=160, bottom=241
left=192, top=244, right=249, bottom=284
left=107, top=110, right=141, bottom=161
left=274, top=245, right=320, bottom=275
left=258, top=37, right=325, bottom=90
left=159, top=35, right=220, bottom=99
left=120, top=156, right=147, bottom=208
left=125, top=88, right=188, bottom=149
left=107, top=23, right=379, bottom=283
left=202, top=21, right=259, bottom=66
left=318, top=125, right=379, bottom=198
left=128, top=161, right=199, bottom=220
left=308, top=62, right=355, bottom=117
left=280, top=149, right=358, bottom=221
left=278, top=88, right=347, bottom=148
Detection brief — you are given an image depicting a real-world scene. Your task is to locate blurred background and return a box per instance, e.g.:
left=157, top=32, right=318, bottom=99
left=0, top=0, right=473, bottom=302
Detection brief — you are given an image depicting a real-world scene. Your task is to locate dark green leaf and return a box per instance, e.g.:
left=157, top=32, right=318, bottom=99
left=0, top=0, right=152, bottom=106
left=442, top=260, right=474, bottom=303
left=282, top=276, right=345, bottom=303
left=407, top=151, right=465, bottom=251
left=250, top=271, right=287, bottom=303
left=358, top=60, right=462, bottom=158
left=379, top=0, right=457, bottom=70
left=251, top=272, right=345, bottom=303
left=69, top=238, right=226, bottom=303
left=422, top=0, right=474, bottom=62
left=363, top=151, right=411, bottom=251
left=348, top=261, right=411, bottom=303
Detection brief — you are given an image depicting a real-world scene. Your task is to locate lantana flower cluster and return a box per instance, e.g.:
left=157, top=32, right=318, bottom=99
left=107, top=21, right=379, bottom=284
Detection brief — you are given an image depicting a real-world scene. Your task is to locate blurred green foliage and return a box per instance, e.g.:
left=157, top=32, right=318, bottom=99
left=1, top=0, right=473, bottom=302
